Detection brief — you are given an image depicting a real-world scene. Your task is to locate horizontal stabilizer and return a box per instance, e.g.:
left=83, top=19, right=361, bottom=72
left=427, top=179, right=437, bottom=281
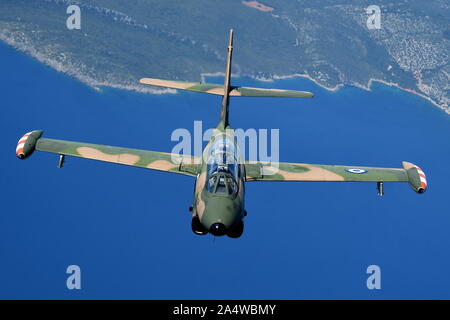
left=139, top=78, right=313, bottom=98
left=232, top=86, right=313, bottom=98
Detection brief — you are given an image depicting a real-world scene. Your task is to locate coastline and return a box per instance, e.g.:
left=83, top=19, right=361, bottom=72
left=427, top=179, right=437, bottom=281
left=0, top=33, right=175, bottom=95
left=271, top=73, right=449, bottom=115
left=203, top=70, right=449, bottom=115
left=1, top=35, right=447, bottom=115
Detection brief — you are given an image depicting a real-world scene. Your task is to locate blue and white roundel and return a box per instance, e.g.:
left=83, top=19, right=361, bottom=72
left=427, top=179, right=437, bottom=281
left=345, top=168, right=368, bottom=174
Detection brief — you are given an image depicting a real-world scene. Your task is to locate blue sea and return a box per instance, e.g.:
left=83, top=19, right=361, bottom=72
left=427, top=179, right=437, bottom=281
left=0, top=41, right=449, bottom=299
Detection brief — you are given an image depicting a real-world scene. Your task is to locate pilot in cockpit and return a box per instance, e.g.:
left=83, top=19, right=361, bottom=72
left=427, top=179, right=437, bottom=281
left=206, top=146, right=239, bottom=195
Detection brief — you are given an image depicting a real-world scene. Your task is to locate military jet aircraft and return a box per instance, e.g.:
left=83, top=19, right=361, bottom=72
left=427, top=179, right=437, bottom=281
left=16, top=30, right=427, bottom=238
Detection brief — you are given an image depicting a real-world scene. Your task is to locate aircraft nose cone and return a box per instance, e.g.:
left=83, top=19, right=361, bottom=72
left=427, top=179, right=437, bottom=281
left=209, top=223, right=227, bottom=236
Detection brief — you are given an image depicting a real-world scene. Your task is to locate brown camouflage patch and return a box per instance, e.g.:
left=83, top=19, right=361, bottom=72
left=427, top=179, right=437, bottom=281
left=206, top=88, right=225, bottom=95
left=146, top=160, right=177, bottom=171
left=195, top=172, right=207, bottom=218
left=77, top=147, right=140, bottom=165
left=139, top=78, right=196, bottom=89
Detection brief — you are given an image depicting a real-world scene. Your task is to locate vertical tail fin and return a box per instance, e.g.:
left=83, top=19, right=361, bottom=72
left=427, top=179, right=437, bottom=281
left=219, top=29, right=234, bottom=129
left=139, top=29, right=314, bottom=129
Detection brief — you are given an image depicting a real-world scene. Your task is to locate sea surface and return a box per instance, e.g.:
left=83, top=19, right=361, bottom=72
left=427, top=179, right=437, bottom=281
left=0, top=41, right=449, bottom=299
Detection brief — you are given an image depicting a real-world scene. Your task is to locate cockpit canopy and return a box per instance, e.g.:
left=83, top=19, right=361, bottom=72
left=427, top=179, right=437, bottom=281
left=206, top=137, right=240, bottom=195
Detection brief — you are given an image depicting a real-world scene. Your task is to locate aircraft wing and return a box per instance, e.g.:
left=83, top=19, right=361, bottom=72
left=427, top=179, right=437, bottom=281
left=244, top=161, right=427, bottom=193
left=16, top=130, right=200, bottom=177
left=139, top=78, right=313, bottom=98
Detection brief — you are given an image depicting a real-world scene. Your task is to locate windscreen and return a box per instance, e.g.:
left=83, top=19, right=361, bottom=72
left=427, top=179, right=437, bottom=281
left=206, top=137, right=240, bottom=195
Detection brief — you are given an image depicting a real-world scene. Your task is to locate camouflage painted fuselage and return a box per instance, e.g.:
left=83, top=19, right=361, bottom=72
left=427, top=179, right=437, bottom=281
left=192, top=125, right=246, bottom=236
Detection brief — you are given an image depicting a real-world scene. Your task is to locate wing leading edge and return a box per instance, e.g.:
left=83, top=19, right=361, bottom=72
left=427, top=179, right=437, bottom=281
left=245, top=161, right=427, bottom=193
